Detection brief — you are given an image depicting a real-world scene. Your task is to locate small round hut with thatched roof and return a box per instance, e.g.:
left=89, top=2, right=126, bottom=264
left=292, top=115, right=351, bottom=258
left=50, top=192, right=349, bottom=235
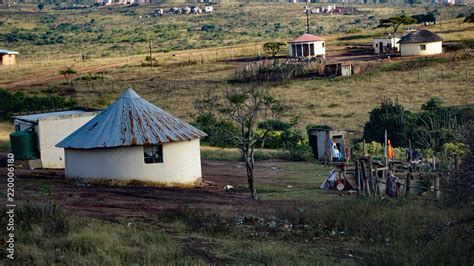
left=56, top=87, right=207, bottom=186
left=398, top=29, right=443, bottom=56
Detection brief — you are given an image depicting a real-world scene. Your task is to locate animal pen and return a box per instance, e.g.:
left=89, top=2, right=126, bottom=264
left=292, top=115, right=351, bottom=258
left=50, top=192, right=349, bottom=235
left=323, top=131, right=453, bottom=200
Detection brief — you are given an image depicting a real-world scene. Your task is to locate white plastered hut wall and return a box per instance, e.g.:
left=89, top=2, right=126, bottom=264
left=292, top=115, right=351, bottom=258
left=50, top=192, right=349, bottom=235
left=38, top=114, right=96, bottom=169
left=400, top=41, right=442, bottom=56
left=64, top=138, right=202, bottom=185
left=288, top=41, right=325, bottom=57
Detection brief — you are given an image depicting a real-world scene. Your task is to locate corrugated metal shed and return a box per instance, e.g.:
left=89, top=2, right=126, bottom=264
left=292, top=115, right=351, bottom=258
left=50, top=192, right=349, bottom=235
left=56, top=88, right=206, bottom=149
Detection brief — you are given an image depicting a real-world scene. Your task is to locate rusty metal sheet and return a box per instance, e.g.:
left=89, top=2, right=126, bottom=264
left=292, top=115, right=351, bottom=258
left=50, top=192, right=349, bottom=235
left=56, top=88, right=206, bottom=149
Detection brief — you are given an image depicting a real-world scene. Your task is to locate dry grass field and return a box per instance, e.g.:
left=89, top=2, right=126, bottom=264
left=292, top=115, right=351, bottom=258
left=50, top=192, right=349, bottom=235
left=0, top=5, right=473, bottom=134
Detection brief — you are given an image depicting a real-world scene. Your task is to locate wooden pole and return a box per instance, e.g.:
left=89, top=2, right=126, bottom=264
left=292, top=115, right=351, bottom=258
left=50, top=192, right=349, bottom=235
left=363, top=139, right=366, bottom=157
left=355, top=161, right=360, bottom=196
left=306, top=9, right=310, bottom=33
left=361, top=160, right=370, bottom=197
left=433, top=175, right=440, bottom=200
left=384, top=130, right=388, bottom=171
left=368, top=156, right=374, bottom=197
left=404, top=172, right=411, bottom=197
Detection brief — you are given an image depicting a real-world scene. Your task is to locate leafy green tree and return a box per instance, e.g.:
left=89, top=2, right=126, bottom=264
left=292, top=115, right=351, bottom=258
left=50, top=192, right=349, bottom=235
left=59, top=67, right=77, bottom=85
left=263, top=42, right=286, bottom=59
left=379, top=15, right=417, bottom=34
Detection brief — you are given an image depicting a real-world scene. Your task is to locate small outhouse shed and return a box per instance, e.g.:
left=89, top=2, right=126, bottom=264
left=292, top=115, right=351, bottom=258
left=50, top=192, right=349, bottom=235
left=0, top=50, right=19, bottom=65
left=307, top=128, right=348, bottom=162
left=56, top=88, right=207, bottom=186
left=288, top=34, right=326, bottom=58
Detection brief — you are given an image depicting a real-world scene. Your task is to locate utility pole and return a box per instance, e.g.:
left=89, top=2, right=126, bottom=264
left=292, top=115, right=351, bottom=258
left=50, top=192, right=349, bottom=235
left=306, top=3, right=310, bottom=33
left=306, top=11, right=310, bottom=33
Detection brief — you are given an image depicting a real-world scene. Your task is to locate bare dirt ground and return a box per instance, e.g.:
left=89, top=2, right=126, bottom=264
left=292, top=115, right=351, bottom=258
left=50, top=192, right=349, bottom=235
left=0, top=155, right=295, bottom=220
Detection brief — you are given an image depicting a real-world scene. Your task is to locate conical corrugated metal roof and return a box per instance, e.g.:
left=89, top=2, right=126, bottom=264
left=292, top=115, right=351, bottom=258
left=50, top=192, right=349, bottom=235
left=56, top=87, right=207, bottom=149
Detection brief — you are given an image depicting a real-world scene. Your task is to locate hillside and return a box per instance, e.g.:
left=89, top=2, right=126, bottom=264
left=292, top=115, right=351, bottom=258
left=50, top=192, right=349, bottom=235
left=0, top=4, right=473, bottom=134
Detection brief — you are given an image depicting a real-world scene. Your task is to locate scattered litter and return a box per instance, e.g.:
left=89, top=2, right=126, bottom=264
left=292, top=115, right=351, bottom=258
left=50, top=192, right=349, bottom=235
left=126, top=222, right=134, bottom=228
left=287, top=185, right=293, bottom=188
left=271, top=167, right=277, bottom=170
left=224, top=185, right=235, bottom=192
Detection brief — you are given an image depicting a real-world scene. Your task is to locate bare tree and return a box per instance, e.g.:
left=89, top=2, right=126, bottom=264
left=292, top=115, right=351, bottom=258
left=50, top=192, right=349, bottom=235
left=194, top=85, right=290, bottom=199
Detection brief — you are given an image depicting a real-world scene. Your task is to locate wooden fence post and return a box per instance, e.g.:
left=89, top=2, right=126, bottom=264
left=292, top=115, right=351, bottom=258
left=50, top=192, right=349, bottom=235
left=433, top=175, right=440, bottom=200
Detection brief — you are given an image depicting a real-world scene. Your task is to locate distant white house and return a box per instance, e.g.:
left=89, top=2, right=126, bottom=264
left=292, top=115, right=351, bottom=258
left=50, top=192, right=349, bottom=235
left=56, top=88, right=207, bottom=186
left=398, top=29, right=443, bottom=56
left=288, top=33, right=326, bottom=58
left=204, top=6, right=213, bottom=13
left=11, top=110, right=98, bottom=169
left=0, top=50, right=19, bottom=65
left=373, top=36, right=401, bottom=54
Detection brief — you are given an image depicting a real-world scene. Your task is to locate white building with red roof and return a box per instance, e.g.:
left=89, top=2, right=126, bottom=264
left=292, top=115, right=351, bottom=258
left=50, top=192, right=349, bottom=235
left=288, top=33, right=326, bottom=58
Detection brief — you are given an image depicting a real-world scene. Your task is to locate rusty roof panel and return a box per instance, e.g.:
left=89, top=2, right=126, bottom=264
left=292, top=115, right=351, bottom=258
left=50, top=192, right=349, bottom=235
left=56, top=88, right=207, bottom=149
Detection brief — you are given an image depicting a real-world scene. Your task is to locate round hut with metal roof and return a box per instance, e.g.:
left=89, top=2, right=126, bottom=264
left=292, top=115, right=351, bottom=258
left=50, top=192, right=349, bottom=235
left=288, top=33, right=325, bottom=58
left=56, top=87, right=207, bottom=186
left=398, top=29, right=443, bottom=56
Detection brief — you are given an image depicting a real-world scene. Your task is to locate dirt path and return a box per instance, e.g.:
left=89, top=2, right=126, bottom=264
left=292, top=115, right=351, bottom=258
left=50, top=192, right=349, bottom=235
left=0, top=61, right=132, bottom=89
left=0, top=158, right=292, bottom=220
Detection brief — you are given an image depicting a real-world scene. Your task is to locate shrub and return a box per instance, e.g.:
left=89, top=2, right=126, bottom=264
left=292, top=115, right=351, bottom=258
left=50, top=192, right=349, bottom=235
left=192, top=114, right=239, bottom=147
left=421, top=97, right=443, bottom=111
left=362, top=99, right=416, bottom=147
left=0, top=89, right=77, bottom=120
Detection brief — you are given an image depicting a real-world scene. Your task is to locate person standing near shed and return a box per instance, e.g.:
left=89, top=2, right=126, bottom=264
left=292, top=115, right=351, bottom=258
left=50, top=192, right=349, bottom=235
left=331, top=139, right=341, bottom=162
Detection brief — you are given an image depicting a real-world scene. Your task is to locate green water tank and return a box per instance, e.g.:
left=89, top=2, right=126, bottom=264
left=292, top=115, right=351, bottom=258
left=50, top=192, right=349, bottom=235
left=10, top=131, right=36, bottom=160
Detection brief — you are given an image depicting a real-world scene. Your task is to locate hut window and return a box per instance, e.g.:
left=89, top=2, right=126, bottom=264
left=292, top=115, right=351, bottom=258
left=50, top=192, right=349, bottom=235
left=322, top=42, right=325, bottom=48
left=420, top=44, right=426, bottom=50
left=144, top=145, right=163, bottom=164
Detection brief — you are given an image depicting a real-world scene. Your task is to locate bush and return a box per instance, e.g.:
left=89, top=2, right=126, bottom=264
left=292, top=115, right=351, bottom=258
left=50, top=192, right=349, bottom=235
left=363, top=99, right=415, bottom=147
left=421, top=97, right=443, bottom=111
left=192, top=114, right=239, bottom=147
left=0, top=89, right=77, bottom=120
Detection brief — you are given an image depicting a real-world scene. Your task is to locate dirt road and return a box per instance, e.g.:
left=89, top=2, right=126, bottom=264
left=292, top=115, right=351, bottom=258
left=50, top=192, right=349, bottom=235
left=0, top=159, right=292, bottom=220
left=0, top=61, right=132, bottom=89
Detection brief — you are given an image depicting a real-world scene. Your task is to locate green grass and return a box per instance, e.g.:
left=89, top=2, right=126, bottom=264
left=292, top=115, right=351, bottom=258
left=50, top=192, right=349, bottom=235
left=257, top=162, right=332, bottom=201
left=201, top=146, right=289, bottom=161
left=0, top=122, right=11, bottom=150
left=0, top=203, right=203, bottom=265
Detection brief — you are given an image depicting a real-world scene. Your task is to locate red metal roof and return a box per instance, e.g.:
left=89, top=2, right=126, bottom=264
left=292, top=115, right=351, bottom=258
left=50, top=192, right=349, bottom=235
left=288, top=34, right=324, bottom=43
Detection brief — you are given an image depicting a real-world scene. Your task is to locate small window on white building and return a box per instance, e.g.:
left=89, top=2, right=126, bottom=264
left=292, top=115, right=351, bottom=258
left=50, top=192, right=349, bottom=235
left=375, top=43, right=378, bottom=47
left=322, top=42, right=325, bottom=48
left=144, top=145, right=163, bottom=164
left=420, top=44, right=426, bottom=50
